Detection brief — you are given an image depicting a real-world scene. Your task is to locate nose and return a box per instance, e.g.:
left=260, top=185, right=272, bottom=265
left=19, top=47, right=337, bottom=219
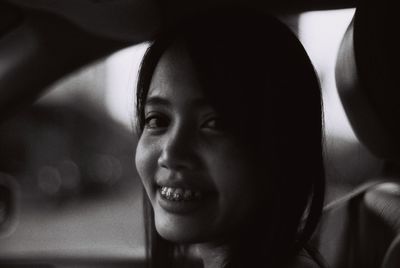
left=157, top=125, right=197, bottom=171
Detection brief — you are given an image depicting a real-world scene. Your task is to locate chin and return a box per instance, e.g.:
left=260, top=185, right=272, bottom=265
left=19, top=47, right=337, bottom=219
left=156, top=224, right=205, bottom=243
left=154, top=213, right=211, bottom=244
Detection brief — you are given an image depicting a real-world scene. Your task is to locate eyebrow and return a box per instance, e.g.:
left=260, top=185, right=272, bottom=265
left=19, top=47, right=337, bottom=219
left=145, top=95, right=211, bottom=109
left=145, top=96, right=171, bottom=107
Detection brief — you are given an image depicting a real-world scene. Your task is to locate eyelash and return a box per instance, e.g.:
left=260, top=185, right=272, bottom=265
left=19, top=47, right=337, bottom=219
left=143, top=113, right=224, bottom=133
left=144, top=113, right=170, bottom=130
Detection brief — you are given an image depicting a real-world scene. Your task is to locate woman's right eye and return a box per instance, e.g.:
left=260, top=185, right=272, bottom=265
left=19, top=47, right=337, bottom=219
left=144, top=113, right=170, bottom=130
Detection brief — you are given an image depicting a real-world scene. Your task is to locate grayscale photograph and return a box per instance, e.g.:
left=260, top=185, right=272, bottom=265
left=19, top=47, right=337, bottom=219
left=0, top=0, right=398, bottom=267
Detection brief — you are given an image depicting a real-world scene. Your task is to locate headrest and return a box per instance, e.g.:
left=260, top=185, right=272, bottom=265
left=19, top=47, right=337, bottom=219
left=335, top=1, right=399, bottom=160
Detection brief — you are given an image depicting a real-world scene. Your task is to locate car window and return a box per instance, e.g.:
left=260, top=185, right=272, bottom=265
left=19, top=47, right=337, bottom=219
left=0, top=45, right=148, bottom=262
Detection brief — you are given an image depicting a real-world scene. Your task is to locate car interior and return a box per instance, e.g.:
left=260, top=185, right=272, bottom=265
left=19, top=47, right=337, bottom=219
left=0, top=0, right=398, bottom=267
left=315, top=1, right=400, bottom=267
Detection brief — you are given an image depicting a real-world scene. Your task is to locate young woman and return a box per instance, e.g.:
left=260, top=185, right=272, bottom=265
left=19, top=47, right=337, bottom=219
left=135, top=8, right=325, bottom=268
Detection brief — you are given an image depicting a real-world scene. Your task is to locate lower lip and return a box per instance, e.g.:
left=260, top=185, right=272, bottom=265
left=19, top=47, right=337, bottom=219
left=156, top=189, right=211, bottom=215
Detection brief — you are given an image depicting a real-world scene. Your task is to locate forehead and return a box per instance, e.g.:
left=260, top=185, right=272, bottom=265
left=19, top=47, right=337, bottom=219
left=147, top=41, right=204, bottom=101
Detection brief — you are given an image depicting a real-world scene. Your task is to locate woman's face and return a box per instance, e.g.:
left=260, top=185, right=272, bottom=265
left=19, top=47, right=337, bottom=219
left=135, top=42, right=260, bottom=243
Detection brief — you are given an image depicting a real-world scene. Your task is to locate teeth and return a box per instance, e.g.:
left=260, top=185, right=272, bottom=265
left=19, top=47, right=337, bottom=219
left=161, top=187, right=167, bottom=195
left=173, top=188, right=183, bottom=201
left=166, top=188, right=173, bottom=198
left=160, top=186, right=202, bottom=201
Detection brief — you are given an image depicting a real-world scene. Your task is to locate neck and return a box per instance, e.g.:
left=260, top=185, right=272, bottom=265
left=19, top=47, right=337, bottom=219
left=193, top=242, right=230, bottom=268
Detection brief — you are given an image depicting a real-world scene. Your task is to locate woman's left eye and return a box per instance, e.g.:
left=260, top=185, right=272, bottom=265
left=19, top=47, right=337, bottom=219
left=202, top=117, right=224, bottom=132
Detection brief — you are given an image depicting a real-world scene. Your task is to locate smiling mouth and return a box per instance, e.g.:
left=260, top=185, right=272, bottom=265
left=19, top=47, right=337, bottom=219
left=159, top=186, right=203, bottom=202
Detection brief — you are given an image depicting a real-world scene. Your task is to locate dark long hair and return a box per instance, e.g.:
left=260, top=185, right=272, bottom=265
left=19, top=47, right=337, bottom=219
left=136, top=8, right=325, bottom=268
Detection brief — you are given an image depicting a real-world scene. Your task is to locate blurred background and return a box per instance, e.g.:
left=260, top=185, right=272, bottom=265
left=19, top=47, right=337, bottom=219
left=0, top=8, right=382, bottom=263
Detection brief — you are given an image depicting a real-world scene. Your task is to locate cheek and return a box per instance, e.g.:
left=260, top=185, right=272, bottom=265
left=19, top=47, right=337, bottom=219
left=135, top=137, right=158, bottom=194
left=217, top=164, right=257, bottom=206
left=209, top=145, right=256, bottom=192
left=207, top=149, right=260, bottom=224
